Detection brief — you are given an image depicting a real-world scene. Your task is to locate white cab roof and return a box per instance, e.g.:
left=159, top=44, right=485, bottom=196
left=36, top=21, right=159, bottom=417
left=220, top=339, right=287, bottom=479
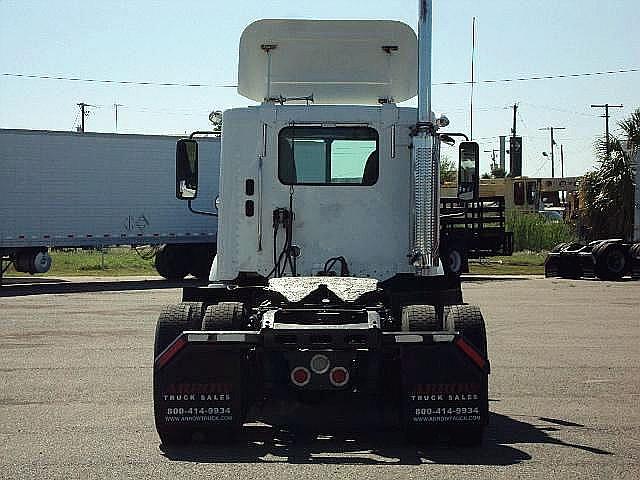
left=238, top=19, right=418, bottom=105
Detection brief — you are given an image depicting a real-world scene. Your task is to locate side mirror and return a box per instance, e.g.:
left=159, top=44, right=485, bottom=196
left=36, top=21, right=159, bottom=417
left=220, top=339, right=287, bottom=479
left=176, top=139, right=198, bottom=200
left=458, top=141, right=479, bottom=201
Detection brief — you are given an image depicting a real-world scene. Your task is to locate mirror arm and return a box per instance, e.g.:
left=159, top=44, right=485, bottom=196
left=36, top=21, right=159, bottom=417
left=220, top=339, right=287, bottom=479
left=189, top=130, right=219, bottom=139
left=439, top=132, right=469, bottom=142
left=188, top=199, right=218, bottom=217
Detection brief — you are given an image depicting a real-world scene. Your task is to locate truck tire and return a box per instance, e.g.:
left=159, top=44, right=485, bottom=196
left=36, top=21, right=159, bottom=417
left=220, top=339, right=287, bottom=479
left=445, top=304, right=488, bottom=446
left=444, top=304, right=487, bottom=358
left=631, top=243, right=640, bottom=279
left=550, top=242, right=570, bottom=253
left=154, top=303, right=202, bottom=357
left=441, top=244, right=465, bottom=278
left=594, top=242, right=627, bottom=281
left=154, top=245, right=190, bottom=280
left=401, top=304, right=441, bottom=331
left=202, top=302, right=247, bottom=331
left=154, top=303, right=206, bottom=445
left=182, top=301, right=206, bottom=326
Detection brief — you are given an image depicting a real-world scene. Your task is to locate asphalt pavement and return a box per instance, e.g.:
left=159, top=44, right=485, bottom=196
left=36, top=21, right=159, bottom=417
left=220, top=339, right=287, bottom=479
left=1, top=275, right=638, bottom=479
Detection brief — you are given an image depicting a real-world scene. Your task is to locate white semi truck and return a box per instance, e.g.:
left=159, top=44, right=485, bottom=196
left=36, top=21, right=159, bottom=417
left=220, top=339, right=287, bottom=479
left=0, top=129, right=220, bottom=282
left=153, top=1, right=491, bottom=445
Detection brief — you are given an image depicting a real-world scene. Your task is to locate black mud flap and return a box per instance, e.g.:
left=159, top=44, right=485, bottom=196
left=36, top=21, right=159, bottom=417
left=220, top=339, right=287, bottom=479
left=153, top=335, right=251, bottom=441
left=400, top=339, right=489, bottom=441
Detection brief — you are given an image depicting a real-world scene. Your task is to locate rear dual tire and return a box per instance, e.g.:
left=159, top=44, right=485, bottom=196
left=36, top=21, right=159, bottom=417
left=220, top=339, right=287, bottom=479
left=154, top=302, right=246, bottom=446
left=202, top=302, right=247, bottom=330
left=401, top=304, right=488, bottom=446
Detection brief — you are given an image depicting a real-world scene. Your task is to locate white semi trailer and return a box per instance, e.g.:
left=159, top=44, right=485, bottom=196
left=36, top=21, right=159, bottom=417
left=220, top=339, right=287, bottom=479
left=153, top=1, right=491, bottom=446
left=0, top=129, right=220, bottom=282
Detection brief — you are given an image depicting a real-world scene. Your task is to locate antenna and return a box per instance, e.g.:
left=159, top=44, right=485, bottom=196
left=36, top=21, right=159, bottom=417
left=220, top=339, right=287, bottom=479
left=470, top=17, right=476, bottom=140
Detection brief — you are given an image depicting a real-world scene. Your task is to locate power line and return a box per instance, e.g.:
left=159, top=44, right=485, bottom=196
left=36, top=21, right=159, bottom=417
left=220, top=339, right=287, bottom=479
left=520, top=101, right=598, bottom=118
left=0, top=72, right=225, bottom=88
left=434, top=67, right=639, bottom=86
left=2, top=66, right=639, bottom=89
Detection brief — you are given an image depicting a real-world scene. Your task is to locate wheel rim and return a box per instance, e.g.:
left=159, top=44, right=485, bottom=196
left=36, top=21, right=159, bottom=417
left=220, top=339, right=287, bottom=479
left=448, top=250, right=462, bottom=273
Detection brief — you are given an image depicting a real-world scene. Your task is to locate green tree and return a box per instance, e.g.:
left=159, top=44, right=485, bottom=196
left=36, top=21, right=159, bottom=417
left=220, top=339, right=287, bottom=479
left=440, top=154, right=457, bottom=185
left=578, top=108, right=639, bottom=240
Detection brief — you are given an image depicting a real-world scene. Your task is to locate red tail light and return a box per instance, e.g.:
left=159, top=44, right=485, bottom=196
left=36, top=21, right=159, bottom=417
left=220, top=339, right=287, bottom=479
left=291, top=366, right=311, bottom=386
left=329, top=366, right=349, bottom=387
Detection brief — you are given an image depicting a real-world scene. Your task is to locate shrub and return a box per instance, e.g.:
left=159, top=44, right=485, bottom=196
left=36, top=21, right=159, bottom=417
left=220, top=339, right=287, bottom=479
left=507, top=211, right=576, bottom=252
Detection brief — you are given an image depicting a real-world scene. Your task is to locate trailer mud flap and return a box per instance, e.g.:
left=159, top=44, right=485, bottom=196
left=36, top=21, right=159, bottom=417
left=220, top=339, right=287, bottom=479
left=400, top=343, right=489, bottom=431
left=153, top=337, right=250, bottom=434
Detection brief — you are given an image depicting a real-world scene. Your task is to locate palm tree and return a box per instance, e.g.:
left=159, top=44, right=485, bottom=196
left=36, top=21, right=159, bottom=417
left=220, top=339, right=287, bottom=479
left=578, top=108, right=639, bottom=241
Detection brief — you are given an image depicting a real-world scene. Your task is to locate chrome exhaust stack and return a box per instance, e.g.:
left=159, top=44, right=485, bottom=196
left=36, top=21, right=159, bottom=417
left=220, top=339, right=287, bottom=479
left=410, top=0, right=443, bottom=276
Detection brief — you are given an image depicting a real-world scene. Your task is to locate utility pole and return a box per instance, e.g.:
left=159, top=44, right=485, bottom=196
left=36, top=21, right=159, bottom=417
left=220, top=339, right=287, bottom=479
left=560, top=144, right=565, bottom=202
left=539, top=126, right=566, bottom=177
left=113, top=103, right=123, bottom=132
left=509, top=103, right=523, bottom=177
left=77, top=102, right=94, bottom=133
left=590, top=103, right=623, bottom=159
left=484, top=149, right=500, bottom=173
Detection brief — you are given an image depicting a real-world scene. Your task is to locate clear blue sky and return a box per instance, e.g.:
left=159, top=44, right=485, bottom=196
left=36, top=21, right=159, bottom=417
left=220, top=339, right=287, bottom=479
left=1, top=0, right=638, bottom=177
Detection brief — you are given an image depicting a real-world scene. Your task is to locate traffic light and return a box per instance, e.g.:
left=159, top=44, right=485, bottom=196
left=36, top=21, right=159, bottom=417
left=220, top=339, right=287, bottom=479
left=510, top=136, right=523, bottom=177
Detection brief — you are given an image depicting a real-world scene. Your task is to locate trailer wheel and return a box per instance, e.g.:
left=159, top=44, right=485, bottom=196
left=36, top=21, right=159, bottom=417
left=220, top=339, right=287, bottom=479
left=154, top=245, right=190, bottom=280
left=189, top=244, right=217, bottom=281
left=444, top=305, right=487, bottom=358
left=594, top=243, right=627, bottom=281
left=202, top=302, right=247, bottom=331
left=401, top=305, right=441, bottom=331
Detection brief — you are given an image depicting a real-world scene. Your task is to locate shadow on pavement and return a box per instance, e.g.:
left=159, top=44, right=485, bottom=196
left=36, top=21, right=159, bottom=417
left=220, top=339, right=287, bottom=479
left=160, top=412, right=612, bottom=466
left=0, top=277, right=204, bottom=297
